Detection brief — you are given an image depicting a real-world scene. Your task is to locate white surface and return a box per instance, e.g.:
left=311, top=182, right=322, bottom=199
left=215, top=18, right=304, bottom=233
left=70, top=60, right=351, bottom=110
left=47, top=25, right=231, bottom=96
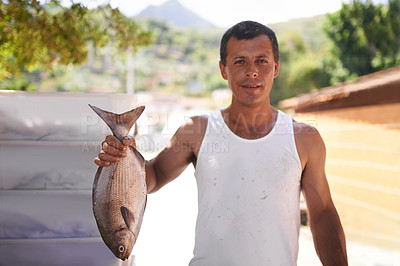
left=0, top=141, right=98, bottom=190
left=0, top=91, right=137, bottom=141
left=0, top=190, right=97, bottom=239
left=0, top=237, right=120, bottom=266
left=133, top=164, right=198, bottom=266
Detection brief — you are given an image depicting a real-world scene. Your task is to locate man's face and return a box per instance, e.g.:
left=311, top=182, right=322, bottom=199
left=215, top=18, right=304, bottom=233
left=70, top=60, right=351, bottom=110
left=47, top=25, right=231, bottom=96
left=219, top=35, right=279, bottom=107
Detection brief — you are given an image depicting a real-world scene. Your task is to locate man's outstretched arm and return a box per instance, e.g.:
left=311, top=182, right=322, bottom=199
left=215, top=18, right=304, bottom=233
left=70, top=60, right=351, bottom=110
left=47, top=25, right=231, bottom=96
left=94, top=116, right=206, bottom=194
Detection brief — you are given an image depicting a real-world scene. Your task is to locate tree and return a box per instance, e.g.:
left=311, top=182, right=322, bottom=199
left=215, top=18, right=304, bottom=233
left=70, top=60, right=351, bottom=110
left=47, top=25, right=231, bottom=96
left=0, top=0, right=152, bottom=80
left=323, top=0, right=400, bottom=77
left=271, top=31, right=331, bottom=105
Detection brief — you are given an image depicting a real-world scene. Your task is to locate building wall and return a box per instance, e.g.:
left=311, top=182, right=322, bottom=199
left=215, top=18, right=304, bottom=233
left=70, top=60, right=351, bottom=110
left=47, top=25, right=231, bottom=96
left=293, top=102, right=400, bottom=249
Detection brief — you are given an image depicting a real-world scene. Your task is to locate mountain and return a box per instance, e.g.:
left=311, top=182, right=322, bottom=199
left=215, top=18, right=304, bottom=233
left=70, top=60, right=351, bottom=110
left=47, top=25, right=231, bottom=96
left=136, top=0, right=214, bottom=29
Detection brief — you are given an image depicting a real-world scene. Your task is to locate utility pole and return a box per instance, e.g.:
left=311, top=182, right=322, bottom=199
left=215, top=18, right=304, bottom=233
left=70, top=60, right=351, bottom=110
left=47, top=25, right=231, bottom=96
left=126, top=46, right=135, bottom=95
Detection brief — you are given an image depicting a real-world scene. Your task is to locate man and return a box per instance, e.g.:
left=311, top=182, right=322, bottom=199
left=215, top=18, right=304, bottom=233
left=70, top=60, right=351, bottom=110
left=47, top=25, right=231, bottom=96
left=95, top=21, right=348, bottom=265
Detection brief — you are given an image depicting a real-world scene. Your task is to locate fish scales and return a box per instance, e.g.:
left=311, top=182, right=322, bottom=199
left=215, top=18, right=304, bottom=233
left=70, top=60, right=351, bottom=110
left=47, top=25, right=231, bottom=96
left=89, top=104, right=146, bottom=261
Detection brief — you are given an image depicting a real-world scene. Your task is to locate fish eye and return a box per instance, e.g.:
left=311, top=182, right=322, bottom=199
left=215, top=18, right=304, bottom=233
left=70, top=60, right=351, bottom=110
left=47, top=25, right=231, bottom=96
left=118, top=245, right=125, bottom=253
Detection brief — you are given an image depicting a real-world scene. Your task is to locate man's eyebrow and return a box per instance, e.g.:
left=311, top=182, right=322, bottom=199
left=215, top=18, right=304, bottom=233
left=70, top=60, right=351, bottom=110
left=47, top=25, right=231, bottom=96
left=231, top=54, right=270, bottom=61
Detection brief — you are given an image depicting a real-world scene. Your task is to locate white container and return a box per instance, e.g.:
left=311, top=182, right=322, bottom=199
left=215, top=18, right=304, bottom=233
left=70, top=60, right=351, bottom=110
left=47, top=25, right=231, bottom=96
left=0, top=91, right=138, bottom=141
left=0, top=91, right=140, bottom=266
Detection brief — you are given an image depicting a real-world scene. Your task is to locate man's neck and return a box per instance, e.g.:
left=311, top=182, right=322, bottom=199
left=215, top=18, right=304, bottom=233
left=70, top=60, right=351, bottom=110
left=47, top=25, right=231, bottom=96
left=221, top=103, right=278, bottom=139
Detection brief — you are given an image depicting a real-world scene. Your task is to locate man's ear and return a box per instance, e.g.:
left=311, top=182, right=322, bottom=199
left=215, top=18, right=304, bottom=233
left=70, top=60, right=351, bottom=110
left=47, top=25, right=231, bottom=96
left=274, top=61, right=279, bottom=78
left=219, top=60, right=228, bottom=80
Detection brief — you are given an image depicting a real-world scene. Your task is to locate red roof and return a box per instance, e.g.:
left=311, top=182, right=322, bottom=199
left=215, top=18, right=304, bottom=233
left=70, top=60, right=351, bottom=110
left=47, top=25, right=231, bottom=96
left=279, top=66, right=400, bottom=112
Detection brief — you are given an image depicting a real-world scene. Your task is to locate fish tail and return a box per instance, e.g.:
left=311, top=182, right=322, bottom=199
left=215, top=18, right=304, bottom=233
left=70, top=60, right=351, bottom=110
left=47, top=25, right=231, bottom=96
left=89, top=104, right=145, bottom=141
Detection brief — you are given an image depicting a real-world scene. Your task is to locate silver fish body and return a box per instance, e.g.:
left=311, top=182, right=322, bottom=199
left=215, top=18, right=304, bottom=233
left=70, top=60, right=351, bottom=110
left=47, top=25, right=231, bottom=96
left=89, top=105, right=146, bottom=261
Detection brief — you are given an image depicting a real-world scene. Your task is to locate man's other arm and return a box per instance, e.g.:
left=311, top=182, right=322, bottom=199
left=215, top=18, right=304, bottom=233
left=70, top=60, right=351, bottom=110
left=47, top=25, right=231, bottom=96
left=299, top=125, right=348, bottom=265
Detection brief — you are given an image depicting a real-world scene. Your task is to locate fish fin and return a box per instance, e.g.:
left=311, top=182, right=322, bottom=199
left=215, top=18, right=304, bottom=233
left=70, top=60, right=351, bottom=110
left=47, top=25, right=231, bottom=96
left=89, top=104, right=145, bottom=141
left=121, top=206, right=135, bottom=229
left=119, top=106, right=145, bottom=130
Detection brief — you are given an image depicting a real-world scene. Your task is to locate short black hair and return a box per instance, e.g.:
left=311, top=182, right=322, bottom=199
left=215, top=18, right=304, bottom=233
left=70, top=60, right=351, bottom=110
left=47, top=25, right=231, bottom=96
left=220, top=21, right=279, bottom=66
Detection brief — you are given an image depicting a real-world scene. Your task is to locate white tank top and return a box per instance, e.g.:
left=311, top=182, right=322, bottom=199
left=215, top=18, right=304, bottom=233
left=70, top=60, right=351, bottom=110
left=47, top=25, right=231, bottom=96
left=190, top=109, right=302, bottom=266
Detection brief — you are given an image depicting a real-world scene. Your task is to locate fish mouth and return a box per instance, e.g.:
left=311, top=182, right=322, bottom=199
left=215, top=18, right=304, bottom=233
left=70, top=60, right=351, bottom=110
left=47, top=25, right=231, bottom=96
left=118, top=251, right=130, bottom=261
left=125, top=241, right=131, bottom=260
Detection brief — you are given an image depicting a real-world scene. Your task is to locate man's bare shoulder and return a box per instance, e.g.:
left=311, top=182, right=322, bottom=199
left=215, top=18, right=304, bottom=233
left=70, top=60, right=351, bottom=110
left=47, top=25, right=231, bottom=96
left=178, top=115, right=208, bottom=136
left=189, top=115, right=209, bottom=126
left=293, top=120, right=319, bottom=139
left=293, top=120, right=326, bottom=162
left=172, top=115, right=208, bottom=150
left=166, top=115, right=207, bottom=158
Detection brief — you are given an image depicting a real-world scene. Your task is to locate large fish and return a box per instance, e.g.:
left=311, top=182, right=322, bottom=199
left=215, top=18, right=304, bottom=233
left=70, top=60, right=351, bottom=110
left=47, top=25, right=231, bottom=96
left=89, top=104, right=146, bottom=261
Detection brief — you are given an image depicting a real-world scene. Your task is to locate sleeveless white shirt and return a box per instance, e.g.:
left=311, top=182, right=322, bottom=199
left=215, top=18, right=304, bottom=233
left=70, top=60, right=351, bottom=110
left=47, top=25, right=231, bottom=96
left=190, top=109, right=302, bottom=266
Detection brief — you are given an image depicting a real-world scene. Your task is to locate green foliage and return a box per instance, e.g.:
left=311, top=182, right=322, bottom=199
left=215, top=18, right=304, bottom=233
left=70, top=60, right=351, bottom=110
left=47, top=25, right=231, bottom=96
left=271, top=15, right=328, bottom=52
left=6, top=1, right=399, bottom=104
left=0, top=0, right=152, bottom=80
left=0, top=72, right=36, bottom=91
left=0, top=11, right=333, bottom=101
left=323, top=0, right=400, bottom=77
left=270, top=31, right=331, bottom=105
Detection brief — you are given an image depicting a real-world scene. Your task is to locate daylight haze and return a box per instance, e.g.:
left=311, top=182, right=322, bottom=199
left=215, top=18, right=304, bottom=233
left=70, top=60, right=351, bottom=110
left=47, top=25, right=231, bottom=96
left=109, top=0, right=343, bottom=27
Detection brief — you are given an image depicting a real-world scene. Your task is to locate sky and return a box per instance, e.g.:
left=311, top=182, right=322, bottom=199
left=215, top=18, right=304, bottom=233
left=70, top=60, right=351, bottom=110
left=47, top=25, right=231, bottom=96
left=106, top=0, right=346, bottom=28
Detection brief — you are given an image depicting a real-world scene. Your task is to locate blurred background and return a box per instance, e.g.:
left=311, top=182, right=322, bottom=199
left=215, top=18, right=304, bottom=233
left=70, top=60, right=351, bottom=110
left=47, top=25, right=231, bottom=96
left=0, top=0, right=399, bottom=265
